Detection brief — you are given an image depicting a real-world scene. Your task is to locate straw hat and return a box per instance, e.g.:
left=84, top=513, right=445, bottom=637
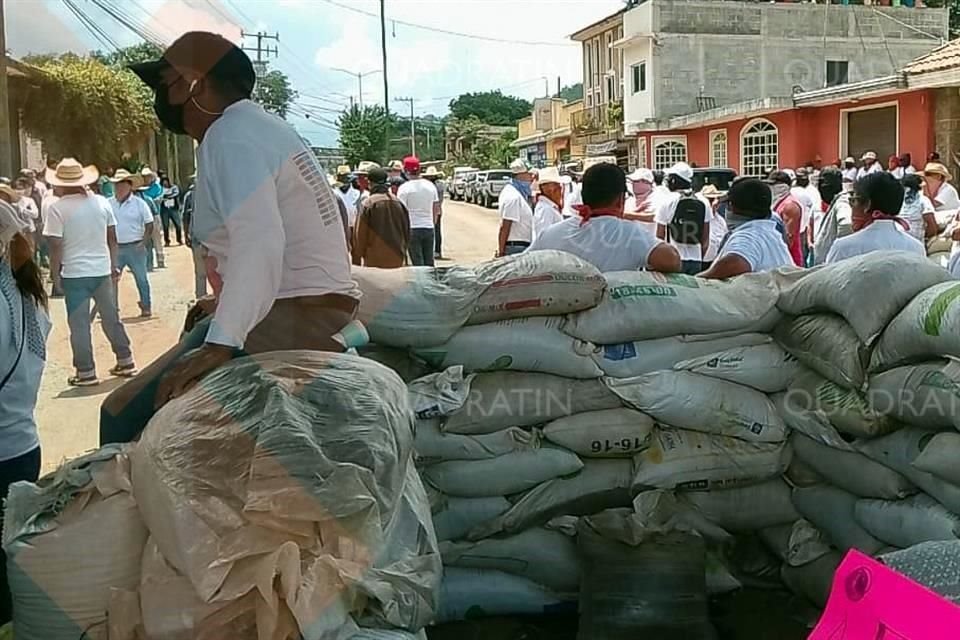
left=356, top=161, right=380, bottom=175
left=137, top=166, right=157, bottom=190
left=424, top=166, right=445, bottom=179
left=388, top=160, right=404, bottom=172
left=924, top=162, right=952, bottom=181
left=0, top=180, right=21, bottom=203
left=536, top=166, right=562, bottom=185
left=700, top=184, right=724, bottom=200
left=45, top=158, right=99, bottom=187
left=109, top=169, right=144, bottom=189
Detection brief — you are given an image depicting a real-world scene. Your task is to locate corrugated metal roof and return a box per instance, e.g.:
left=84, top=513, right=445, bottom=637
left=904, top=39, right=960, bottom=74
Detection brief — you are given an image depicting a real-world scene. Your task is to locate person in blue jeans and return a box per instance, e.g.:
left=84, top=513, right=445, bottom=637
left=108, top=169, right=154, bottom=317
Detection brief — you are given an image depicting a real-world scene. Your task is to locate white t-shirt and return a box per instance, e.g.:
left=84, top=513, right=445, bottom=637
left=397, top=178, right=439, bottom=230
left=825, top=220, right=925, bottom=264
left=719, top=219, right=794, bottom=273
left=498, top=183, right=534, bottom=243
left=624, top=194, right=658, bottom=236
left=109, top=195, right=154, bottom=244
left=899, top=193, right=935, bottom=243
left=654, top=191, right=715, bottom=261
left=931, top=182, right=960, bottom=212
left=42, top=193, right=116, bottom=278
left=704, top=214, right=728, bottom=262
left=562, top=182, right=582, bottom=218
left=335, top=187, right=360, bottom=228
left=791, top=186, right=814, bottom=233
left=842, top=167, right=858, bottom=184
left=533, top=197, right=563, bottom=240
left=856, top=163, right=882, bottom=180
left=193, top=99, right=357, bottom=349
left=529, top=215, right=662, bottom=272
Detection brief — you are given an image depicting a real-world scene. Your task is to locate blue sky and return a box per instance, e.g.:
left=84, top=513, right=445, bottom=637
left=7, top=0, right=623, bottom=146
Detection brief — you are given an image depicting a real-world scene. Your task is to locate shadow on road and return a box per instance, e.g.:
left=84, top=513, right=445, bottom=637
left=56, top=377, right=125, bottom=399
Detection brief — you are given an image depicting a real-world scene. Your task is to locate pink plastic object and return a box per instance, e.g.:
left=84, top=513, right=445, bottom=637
left=810, top=550, right=960, bottom=639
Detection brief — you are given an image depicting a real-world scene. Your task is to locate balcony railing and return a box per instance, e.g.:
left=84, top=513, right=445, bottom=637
left=571, top=100, right=623, bottom=136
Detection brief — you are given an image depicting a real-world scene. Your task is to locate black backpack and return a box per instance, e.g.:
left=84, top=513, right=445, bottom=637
left=668, top=191, right=707, bottom=245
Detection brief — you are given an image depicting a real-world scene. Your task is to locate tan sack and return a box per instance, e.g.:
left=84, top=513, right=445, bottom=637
left=866, top=359, right=960, bottom=430
left=871, top=280, right=960, bottom=372
left=542, top=408, right=655, bottom=457
left=774, top=313, right=869, bottom=391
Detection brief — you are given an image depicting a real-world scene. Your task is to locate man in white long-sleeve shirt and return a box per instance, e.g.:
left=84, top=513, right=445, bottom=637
left=101, top=32, right=359, bottom=444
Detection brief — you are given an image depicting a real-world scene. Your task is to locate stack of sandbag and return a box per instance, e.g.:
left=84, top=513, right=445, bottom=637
left=752, top=252, right=960, bottom=604
left=352, top=251, right=607, bottom=378
left=110, top=352, right=441, bottom=640
left=3, top=446, right=147, bottom=640
left=408, top=368, right=634, bottom=623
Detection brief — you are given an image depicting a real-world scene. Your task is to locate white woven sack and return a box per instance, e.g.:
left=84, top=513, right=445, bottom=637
left=791, top=486, right=885, bottom=554
left=790, top=432, right=915, bottom=500
left=421, top=447, right=583, bottom=497
left=759, top=520, right=832, bottom=568
left=564, top=271, right=781, bottom=344
left=778, top=251, right=951, bottom=345
left=682, top=479, right=799, bottom=532
left=871, top=280, right=960, bottom=372
left=542, top=408, right=655, bottom=457
left=414, top=418, right=539, bottom=464
left=442, top=372, right=622, bottom=436
left=633, top=428, right=790, bottom=491
left=675, top=342, right=802, bottom=393
left=912, top=431, right=960, bottom=486
left=415, top=316, right=602, bottom=379
left=854, top=494, right=960, bottom=549
left=593, top=333, right=771, bottom=379
left=774, top=313, right=869, bottom=391
left=432, top=496, right=511, bottom=542
left=784, top=371, right=898, bottom=439
left=440, top=527, right=580, bottom=592
left=607, top=371, right=787, bottom=443
left=867, top=360, right=960, bottom=430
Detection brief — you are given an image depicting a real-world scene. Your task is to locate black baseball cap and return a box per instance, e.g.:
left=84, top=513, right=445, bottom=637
left=129, top=31, right=255, bottom=97
left=368, top=167, right=388, bottom=184
left=764, top=170, right=792, bottom=186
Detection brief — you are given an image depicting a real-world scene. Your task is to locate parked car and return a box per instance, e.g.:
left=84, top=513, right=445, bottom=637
left=475, top=170, right=512, bottom=208
left=457, top=172, right=479, bottom=202
left=450, top=167, right=478, bottom=201
left=692, top=167, right=737, bottom=193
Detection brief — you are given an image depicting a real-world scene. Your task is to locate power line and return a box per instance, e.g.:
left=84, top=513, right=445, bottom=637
left=204, top=0, right=237, bottom=26
left=92, top=0, right=167, bottom=45
left=62, top=0, right=123, bottom=52
left=317, top=0, right=576, bottom=48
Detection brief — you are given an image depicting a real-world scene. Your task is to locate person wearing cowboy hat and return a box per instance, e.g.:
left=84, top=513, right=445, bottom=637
left=354, top=161, right=380, bottom=203
left=922, top=162, right=960, bottom=212
left=333, top=165, right=360, bottom=239
left=136, top=167, right=165, bottom=271
left=856, top=151, right=882, bottom=181
left=530, top=163, right=680, bottom=273
left=0, top=199, right=51, bottom=625
left=531, top=167, right=564, bottom=241
left=352, top=166, right=410, bottom=269
left=825, top=172, right=923, bottom=264
left=387, top=160, right=406, bottom=195
left=42, top=158, right=137, bottom=386
left=422, top=166, right=446, bottom=258
left=497, top=159, right=536, bottom=257
left=107, top=169, right=154, bottom=319
left=105, top=31, right=359, bottom=445
left=0, top=179, right=36, bottom=240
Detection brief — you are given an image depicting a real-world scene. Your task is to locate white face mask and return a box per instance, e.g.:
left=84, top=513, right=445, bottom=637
left=770, top=183, right=791, bottom=202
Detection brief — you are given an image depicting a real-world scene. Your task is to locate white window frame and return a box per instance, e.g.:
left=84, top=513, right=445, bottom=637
left=631, top=62, right=647, bottom=95
left=638, top=137, right=648, bottom=168
left=740, top=118, right=778, bottom=178
left=838, top=100, right=900, bottom=161
left=652, top=135, right=688, bottom=171
left=709, top=129, right=728, bottom=168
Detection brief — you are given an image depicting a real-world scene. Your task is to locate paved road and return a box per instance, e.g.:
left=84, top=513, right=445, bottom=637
left=35, top=199, right=501, bottom=471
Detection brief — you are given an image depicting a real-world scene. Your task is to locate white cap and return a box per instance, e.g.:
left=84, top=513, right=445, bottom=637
left=510, top=158, right=531, bottom=174
left=782, top=168, right=796, bottom=181
left=627, top=168, right=655, bottom=183
left=861, top=151, right=877, bottom=162
left=844, top=157, right=856, bottom=164
left=665, top=162, right=693, bottom=183
left=0, top=201, right=27, bottom=248
left=536, top=166, right=562, bottom=185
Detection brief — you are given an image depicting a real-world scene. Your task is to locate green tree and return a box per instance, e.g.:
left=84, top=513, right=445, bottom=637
left=925, top=1, right=960, bottom=39
left=448, top=90, right=531, bottom=126
left=20, top=54, right=157, bottom=166
left=255, top=69, right=297, bottom=119
left=337, top=104, right=390, bottom=165
left=558, top=83, right=583, bottom=102
left=92, top=42, right=164, bottom=67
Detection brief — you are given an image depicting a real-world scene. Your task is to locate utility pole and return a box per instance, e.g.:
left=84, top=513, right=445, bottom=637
left=380, top=0, right=390, bottom=161
left=396, top=97, right=415, bottom=157
left=0, top=0, right=12, bottom=177
left=241, top=30, right=279, bottom=79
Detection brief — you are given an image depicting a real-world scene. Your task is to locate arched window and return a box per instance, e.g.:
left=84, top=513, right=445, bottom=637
left=710, top=130, right=728, bottom=168
left=653, top=138, right=687, bottom=171
left=740, top=119, right=778, bottom=177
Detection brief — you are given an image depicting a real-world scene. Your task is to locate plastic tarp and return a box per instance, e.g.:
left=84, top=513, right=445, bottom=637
left=130, top=352, right=441, bottom=639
